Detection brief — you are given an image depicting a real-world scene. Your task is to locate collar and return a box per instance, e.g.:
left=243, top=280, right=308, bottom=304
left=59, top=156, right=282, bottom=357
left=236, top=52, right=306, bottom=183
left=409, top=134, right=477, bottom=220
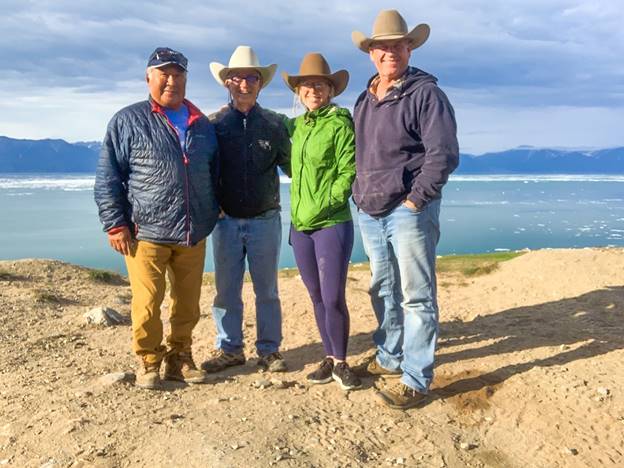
left=150, top=98, right=204, bottom=126
left=368, top=70, right=408, bottom=97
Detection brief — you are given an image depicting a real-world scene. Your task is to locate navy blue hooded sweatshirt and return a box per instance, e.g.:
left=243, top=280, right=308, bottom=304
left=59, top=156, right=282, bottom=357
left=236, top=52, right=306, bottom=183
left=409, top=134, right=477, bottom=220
left=352, top=66, right=459, bottom=217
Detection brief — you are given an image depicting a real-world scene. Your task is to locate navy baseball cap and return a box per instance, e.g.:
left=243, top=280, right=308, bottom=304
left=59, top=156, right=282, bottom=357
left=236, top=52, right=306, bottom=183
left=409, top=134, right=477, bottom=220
left=147, top=47, right=188, bottom=71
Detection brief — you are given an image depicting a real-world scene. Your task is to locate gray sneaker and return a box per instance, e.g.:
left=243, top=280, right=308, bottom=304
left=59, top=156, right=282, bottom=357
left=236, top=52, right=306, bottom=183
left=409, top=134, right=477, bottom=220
left=332, top=362, right=362, bottom=391
left=257, top=352, right=287, bottom=372
left=306, top=357, right=334, bottom=384
left=201, top=349, right=246, bottom=373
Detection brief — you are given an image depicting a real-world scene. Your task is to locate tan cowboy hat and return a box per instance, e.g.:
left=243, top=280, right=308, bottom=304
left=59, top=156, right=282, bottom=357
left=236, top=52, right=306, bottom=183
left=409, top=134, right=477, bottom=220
left=352, top=9, right=430, bottom=53
left=209, top=45, right=277, bottom=89
left=281, top=53, right=349, bottom=96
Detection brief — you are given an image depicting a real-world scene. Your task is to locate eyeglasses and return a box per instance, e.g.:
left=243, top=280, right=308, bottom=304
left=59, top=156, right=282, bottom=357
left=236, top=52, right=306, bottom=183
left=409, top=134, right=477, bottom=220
left=299, top=81, right=330, bottom=91
left=228, top=74, right=261, bottom=85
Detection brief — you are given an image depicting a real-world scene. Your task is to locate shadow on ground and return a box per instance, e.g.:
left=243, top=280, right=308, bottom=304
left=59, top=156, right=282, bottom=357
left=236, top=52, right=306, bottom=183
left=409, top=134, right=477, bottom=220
left=279, top=286, right=623, bottom=402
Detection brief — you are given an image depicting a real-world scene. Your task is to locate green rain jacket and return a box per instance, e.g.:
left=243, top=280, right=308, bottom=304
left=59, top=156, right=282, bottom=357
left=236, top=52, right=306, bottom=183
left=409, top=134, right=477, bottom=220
left=288, top=104, right=356, bottom=231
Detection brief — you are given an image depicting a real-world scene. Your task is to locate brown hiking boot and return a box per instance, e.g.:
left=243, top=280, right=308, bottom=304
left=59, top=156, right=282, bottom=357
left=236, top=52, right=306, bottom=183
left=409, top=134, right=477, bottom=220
left=201, top=349, right=246, bottom=373
left=354, top=356, right=401, bottom=377
left=135, top=361, right=161, bottom=390
left=164, top=351, right=208, bottom=384
left=376, top=381, right=427, bottom=410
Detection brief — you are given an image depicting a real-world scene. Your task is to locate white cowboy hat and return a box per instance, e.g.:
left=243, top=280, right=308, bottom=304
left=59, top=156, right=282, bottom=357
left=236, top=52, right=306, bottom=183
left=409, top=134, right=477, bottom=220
left=210, top=45, right=277, bottom=89
left=352, top=9, right=430, bottom=53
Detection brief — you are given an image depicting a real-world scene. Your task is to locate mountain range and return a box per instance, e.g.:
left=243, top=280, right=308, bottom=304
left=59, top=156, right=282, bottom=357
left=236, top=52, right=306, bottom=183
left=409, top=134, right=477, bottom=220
left=1, top=136, right=623, bottom=174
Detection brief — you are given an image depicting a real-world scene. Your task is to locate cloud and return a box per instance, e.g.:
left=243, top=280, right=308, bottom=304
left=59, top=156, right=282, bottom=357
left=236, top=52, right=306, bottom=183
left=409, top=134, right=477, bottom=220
left=1, top=0, right=622, bottom=152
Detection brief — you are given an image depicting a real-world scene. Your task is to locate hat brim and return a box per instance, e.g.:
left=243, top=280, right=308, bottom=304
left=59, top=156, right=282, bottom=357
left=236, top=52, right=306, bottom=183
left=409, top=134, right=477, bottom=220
left=149, top=62, right=187, bottom=71
left=209, top=62, right=277, bottom=89
left=351, top=23, right=430, bottom=53
left=281, top=70, right=349, bottom=97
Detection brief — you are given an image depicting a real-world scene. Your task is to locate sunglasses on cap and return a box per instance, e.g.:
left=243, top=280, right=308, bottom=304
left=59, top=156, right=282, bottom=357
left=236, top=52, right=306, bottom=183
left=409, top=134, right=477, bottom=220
left=147, top=47, right=188, bottom=70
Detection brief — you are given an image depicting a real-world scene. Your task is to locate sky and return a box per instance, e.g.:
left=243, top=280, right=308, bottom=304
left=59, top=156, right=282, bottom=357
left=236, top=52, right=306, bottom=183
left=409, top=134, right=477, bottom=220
left=1, top=0, right=623, bottom=154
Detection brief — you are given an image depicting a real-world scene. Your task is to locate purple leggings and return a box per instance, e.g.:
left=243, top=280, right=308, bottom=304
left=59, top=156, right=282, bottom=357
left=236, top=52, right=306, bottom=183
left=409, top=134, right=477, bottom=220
left=290, top=221, right=354, bottom=360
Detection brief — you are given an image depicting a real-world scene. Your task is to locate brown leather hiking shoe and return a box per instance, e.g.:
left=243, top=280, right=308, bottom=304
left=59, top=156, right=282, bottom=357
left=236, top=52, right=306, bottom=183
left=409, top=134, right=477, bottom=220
left=354, top=356, right=401, bottom=377
left=376, top=381, right=427, bottom=410
left=164, top=351, right=208, bottom=384
left=135, top=361, right=161, bottom=390
left=201, top=349, right=246, bottom=373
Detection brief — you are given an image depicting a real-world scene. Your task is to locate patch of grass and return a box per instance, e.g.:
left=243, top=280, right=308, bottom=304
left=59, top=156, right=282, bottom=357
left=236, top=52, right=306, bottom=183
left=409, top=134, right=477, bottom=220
left=87, top=268, right=127, bottom=285
left=203, top=267, right=302, bottom=286
left=0, top=269, right=14, bottom=281
left=437, top=251, right=525, bottom=277
left=199, top=252, right=523, bottom=286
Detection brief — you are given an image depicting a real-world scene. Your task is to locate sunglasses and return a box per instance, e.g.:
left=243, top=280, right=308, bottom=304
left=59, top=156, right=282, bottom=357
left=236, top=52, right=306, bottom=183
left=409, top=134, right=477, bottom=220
left=155, top=50, right=188, bottom=68
left=229, top=74, right=261, bottom=85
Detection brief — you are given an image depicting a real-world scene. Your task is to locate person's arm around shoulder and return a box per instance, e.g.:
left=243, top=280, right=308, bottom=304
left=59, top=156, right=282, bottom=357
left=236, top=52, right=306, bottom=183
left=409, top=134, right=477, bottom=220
left=408, top=83, right=460, bottom=209
left=273, top=112, right=292, bottom=178
left=329, top=110, right=356, bottom=207
left=94, top=114, right=133, bottom=255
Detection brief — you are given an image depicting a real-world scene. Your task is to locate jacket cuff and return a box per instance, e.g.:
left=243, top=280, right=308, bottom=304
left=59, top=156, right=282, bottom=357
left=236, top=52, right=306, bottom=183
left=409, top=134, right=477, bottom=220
left=107, top=225, right=128, bottom=236
left=407, top=194, right=425, bottom=211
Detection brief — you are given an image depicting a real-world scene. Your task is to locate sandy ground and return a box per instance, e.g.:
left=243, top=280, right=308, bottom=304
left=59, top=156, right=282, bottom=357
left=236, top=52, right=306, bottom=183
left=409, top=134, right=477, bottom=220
left=0, top=247, right=623, bottom=467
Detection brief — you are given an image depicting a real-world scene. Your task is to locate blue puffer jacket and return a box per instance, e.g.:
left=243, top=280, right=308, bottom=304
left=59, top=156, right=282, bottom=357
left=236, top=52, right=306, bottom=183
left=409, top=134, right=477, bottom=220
left=94, top=98, right=219, bottom=246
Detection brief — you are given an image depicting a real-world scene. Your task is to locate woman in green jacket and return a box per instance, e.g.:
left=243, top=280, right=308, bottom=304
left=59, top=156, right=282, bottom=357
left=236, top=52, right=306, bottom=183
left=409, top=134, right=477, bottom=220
left=282, top=53, right=360, bottom=390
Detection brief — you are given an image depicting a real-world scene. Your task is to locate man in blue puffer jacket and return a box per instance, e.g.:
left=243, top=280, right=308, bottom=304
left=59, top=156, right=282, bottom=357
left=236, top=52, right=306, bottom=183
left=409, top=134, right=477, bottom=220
left=94, top=47, right=219, bottom=390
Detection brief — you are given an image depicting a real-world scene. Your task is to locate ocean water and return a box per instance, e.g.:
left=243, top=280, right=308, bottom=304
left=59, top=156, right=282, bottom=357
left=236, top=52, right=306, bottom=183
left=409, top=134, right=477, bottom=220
left=0, top=173, right=622, bottom=274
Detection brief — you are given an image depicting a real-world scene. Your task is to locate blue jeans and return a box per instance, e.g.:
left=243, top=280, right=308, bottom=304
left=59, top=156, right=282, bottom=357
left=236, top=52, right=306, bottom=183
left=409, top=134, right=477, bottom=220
left=211, top=209, right=282, bottom=356
left=358, top=199, right=441, bottom=393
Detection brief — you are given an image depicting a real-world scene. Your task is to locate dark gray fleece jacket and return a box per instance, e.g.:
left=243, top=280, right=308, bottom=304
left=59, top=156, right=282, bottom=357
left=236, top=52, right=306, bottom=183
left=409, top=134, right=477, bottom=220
left=352, top=66, right=459, bottom=217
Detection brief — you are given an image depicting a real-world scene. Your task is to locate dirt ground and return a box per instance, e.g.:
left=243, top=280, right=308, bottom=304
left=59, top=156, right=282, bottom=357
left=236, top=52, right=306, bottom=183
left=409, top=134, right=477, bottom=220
left=0, top=247, right=622, bottom=467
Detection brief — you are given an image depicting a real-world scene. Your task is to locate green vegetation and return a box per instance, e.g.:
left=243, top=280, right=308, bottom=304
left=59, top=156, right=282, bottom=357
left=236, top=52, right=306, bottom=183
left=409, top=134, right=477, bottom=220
left=87, top=268, right=127, bottom=285
left=200, top=251, right=524, bottom=286
left=203, top=267, right=302, bottom=286
left=0, top=269, right=13, bottom=281
left=436, top=251, right=525, bottom=277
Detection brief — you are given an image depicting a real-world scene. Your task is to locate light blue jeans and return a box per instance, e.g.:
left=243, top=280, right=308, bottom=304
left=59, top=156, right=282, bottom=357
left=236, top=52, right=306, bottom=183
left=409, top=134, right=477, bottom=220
left=211, top=209, right=282, bottom=356
left=358, top=199, right=441, bottom=393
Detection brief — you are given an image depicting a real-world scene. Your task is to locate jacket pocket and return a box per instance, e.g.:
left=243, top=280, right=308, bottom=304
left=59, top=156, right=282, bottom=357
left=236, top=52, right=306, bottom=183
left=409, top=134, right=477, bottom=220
left=251, top=139, right=275, bottom=173
left=353, top=168, right=405, bottom=206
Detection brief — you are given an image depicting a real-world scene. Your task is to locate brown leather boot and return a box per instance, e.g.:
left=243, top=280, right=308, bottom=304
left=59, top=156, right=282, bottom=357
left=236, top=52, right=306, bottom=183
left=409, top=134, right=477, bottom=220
left=164, top=351, right=209, bottom=384
left=135, top=360, right=161, bottom=390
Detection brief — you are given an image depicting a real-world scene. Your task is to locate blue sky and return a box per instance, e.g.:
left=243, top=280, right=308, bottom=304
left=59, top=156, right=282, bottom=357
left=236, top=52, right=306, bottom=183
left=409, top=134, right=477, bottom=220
left=1, top=0, right=623, bottom=154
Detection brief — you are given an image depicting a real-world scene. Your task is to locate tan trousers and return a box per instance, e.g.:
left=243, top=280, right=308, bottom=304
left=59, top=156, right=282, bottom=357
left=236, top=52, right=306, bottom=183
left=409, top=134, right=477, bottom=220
left=124, top=239, right=206, bottom=365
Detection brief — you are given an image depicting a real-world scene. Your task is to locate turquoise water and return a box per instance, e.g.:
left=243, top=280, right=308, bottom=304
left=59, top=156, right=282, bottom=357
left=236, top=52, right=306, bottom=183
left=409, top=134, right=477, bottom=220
left=0, top=173, right=623, bottom=274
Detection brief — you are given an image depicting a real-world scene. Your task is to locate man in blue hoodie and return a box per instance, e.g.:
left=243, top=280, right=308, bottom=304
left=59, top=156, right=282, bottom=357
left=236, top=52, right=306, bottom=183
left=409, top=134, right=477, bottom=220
left=351, top=10, right=460, bottom=409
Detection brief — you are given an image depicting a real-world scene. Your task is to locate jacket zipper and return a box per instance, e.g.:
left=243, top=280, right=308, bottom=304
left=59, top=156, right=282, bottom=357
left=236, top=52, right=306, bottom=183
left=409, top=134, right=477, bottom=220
left=295, top=129, right=312, bottom=219
left=160, top=113, right=192, bottom=246
left=243, top=117, right=247, bottom=207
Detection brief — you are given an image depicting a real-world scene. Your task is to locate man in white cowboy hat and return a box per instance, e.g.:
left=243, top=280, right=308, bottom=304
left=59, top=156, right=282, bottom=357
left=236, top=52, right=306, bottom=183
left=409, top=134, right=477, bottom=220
left=351, top=10, right=460, bottom=409
left=202, top=45, right=291, bottom=374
